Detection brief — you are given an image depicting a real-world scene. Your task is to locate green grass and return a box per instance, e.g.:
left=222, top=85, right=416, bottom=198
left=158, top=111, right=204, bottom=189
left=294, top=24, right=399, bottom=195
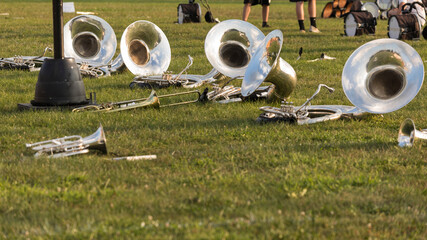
left=1, top=0, right=426, bottom=239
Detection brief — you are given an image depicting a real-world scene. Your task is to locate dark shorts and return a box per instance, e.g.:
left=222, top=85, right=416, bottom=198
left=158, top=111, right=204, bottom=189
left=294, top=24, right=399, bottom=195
left=244, top=0, right=271, bottom=6
left=290, top=0, right=307, bottom=2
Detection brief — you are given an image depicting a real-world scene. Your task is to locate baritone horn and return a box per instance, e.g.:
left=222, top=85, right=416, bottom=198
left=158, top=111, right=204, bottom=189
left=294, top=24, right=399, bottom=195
left=26, top=124, right=107, bottom=158
left=64, top=15, right=117, bottom=66
left=120, top=20, right=171, bottom=76
left=342, top=38, right=424, bottom=114
left=241, top=30, right=297, bottom=101
left=204, top=19, right=265, bottom=78
left=398, top=118, right=427, bottom=147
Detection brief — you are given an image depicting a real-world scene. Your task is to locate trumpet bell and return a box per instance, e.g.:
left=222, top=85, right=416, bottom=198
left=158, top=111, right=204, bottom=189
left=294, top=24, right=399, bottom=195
left=204, top=19, right=265, bottom=78
left=342, top=38, right=424, bottom=113
left=64, top=15, right=117, bottom=66
left=398, top=118, right=427, bottom=147
left=84, top=124, right=108, bottom=153
left=120, top=20, right=171, bottom=76
left=241, top=30, right=297, bottom=101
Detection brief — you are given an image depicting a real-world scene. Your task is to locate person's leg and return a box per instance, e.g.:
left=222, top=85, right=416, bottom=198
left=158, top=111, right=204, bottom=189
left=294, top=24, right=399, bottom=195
left=262, top=5, right=270, bottom=27
left=296, top=1, right=304, bottom=20
left=308, top=0, right=320, bottom=32
left=243, top=3, right=251, bottom=21
left=308, top=0, right=316, bottom=18
left=296, top=2, right=305, bottom=32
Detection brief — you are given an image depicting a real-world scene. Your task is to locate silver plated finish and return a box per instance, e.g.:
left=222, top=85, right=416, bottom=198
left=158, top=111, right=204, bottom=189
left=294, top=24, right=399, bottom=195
left=26, top=124, right=107, bottom=158
left=204, top=19, right=265, bottom=78
left=0, top=47, right=52, bottom=71
left=342, top=38, right=424, bottom=114
left=130, top=56, right=216, bottom=88
left=241, top=30, right=297, bottom=101
left=120, top=20, right=171, bottom=76
left=208, top=85, right=270, bottom=103
left=64, top=15, right=117, bottom=66
left=256, top=84, right=369, bottom=125
left=398, top=118, right=427, bottom=147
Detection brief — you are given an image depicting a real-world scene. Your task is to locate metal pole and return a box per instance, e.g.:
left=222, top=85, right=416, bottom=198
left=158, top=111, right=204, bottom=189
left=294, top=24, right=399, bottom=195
left=52, top=0, right=64, bottom=59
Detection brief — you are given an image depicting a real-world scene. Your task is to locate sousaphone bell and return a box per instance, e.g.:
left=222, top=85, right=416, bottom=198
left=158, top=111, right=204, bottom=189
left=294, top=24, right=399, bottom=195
left=241, top=30, right=297, bottom=102
left=342, top=38, right=424, bottom=114
left=64, top=15, right=117, bottom=66
left=204, top=19, right=265, bottom=78
left=120, top=20, right=171, bottom=76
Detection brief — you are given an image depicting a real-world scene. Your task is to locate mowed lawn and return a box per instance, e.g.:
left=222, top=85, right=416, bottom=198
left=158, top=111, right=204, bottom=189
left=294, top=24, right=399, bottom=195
left=0, top=0, right=426, bottom=239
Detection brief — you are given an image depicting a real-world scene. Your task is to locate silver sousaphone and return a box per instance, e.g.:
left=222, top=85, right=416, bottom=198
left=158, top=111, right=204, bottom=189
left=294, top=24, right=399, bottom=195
left=258, top=38, right=424, bottom=124
left=204, top=19, right=265, bottom=78
left=121, top=20, right=171, bottom=76
left=122, top=20, right=216, bottom=88
left=64, top=15, right=123, bottom=77
left=204, top=20, right=282, bottom=102
left=342, top=38, right=423, bottom=114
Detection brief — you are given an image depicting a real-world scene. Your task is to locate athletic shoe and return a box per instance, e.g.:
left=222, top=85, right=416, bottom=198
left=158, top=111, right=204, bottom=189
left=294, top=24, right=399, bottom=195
left=309, top=26, right=320, bottom=33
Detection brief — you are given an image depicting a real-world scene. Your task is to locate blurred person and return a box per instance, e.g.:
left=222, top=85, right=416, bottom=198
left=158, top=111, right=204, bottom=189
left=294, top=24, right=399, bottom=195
left=242, top=0, right=271, bottom=27
left=291, top=0, right=320, bottom=33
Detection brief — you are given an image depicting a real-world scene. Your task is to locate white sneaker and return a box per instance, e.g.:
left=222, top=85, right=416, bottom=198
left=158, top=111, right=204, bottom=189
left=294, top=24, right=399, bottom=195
left=309, top=26, right=320, bottom=33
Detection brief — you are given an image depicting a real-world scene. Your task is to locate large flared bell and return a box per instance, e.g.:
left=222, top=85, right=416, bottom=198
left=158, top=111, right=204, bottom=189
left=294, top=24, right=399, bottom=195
left=342, top=38, right=424, bottom=113
left=120, top=20, right=171, bottom=76
left=31, top=58, right=88, bottom=106
left=64, top=15, right=117, bottom=66
left=204, top=19, right=265, bottom=78
left=241, top=30, right=297, bottom=101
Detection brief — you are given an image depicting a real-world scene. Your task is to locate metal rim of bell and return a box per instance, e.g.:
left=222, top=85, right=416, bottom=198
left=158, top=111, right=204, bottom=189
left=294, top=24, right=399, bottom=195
left=241, top=30, right=284, bottom=97
left=120, top=20, right=171, bottom=76
left=64, top=15, right=117, bottom=66
left=204, top=19, right=265, bottom=78
left=342, top=38, right=424, bottom=114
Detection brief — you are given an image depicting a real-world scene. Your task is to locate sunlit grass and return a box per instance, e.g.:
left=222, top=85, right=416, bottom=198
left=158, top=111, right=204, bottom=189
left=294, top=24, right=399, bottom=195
left=0, top=0, right=426, bottom=239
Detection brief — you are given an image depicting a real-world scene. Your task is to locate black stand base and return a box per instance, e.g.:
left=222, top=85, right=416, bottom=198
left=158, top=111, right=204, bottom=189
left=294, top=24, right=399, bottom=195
left=17, top=102, right=93, bottom=111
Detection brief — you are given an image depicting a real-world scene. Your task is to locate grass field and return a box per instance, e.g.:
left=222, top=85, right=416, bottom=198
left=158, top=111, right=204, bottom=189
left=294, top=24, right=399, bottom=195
left=0, top=0, right=426, bottom=239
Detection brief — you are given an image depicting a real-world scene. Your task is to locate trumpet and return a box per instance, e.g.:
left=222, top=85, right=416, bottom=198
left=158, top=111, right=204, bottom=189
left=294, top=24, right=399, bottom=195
left=26, top=124, right=107, bottom=158
left=72, top=89, right=207, bottom=113
left=398, top=118, right=427, bottom=147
